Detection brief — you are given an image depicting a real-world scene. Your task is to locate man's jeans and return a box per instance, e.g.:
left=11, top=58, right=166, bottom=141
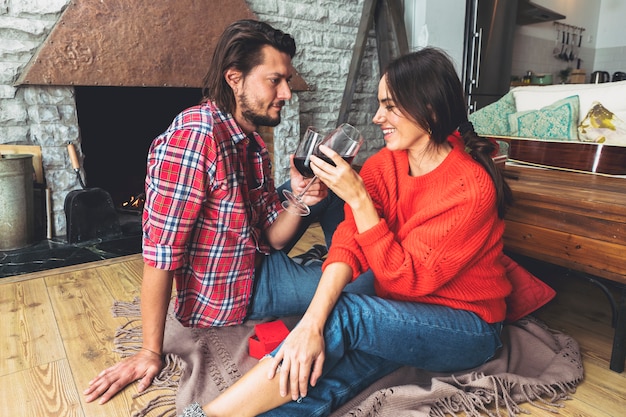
left=259, top=293, right=503, bottom=417
left=247, top=181, right=375, bottom=318
left=276, top=180, right=345, bottom=251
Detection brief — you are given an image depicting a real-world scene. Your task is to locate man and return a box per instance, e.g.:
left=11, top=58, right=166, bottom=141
left=84, top=19, right=371, bottom=405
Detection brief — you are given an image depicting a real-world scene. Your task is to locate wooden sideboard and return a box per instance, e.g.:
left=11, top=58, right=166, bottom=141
left=503, top=164, right=626, bottom=372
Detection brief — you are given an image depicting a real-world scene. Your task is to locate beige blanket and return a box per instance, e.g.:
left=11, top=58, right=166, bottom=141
left=112, top=300, right=583, bottom=417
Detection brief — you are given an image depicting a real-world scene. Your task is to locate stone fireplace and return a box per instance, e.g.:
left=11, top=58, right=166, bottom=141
left=73, top=86, right=203, bottom=208
left=14, top=0, right=309, bottom=238
left=2, top=0, right=382, bottom=240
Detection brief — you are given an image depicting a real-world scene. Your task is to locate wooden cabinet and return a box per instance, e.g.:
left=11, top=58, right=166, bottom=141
left=504, top=164, right=626, bottom=285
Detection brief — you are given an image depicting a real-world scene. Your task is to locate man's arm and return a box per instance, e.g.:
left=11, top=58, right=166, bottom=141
left=84, top=263, right=173, bottom=404
left=140, top=264, right=174, bottom=358
left=264, top=157, right=328, bottom=250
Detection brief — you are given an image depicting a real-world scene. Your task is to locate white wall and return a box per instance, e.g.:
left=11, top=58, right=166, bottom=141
left=403, top=0, right=466, bottom=75
left=593, top=0, right=626, bottom=75
left=595, top=0, right=625, bottom=48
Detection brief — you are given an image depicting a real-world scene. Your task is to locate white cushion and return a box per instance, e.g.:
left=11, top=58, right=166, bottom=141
left=511, top=80, right=626, bottom=122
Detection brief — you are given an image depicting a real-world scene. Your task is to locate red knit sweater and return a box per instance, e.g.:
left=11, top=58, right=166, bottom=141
left=324, top=138, right=512, bottom=323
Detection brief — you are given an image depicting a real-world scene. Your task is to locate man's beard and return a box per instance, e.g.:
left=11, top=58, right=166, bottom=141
left=239, top=93, right=283, bottom=127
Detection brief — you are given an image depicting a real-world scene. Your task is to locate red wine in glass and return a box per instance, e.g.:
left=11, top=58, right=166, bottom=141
left=294, top=155, right=352, bottom=177
left=282, top=123, right=364, bottom=216
left=293, top=156, right=315, bottom=178
left=316, top=155, right=354, bottom=167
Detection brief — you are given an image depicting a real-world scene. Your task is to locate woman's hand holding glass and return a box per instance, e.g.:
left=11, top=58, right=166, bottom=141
left=308, top=144, right=365, bottom=205
left=282, top=123, right=364, bottom=216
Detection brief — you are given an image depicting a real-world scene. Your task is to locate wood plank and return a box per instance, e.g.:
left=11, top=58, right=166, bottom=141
left=288, top=223, right=325, bottom=257
left=98, top=256, right=144, bottom=300
left=576, top=360, right=626, bottom=409
left=386, top=0, right=409, bottom=56
left=506, top=199, right=626, bottom=245
left=0, top=278, right=65, bottom=377
left=3, top=223, right=625, bottom=416
left=45, top=267, right=140, bottom=417
left=506, top=165, right=626, bottom=212
left=374, top=0, right=394, bottom=73
left=533, top=273, right=626, bottom=416
left=0, top=359, right=84, bottom=417
left=504, top=221, right=626, bottom=284
left=337, top=0, right=377, bottom=125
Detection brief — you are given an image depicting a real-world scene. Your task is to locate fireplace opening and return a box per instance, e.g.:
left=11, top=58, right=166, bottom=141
left=74, top=86, right=203, bottom=210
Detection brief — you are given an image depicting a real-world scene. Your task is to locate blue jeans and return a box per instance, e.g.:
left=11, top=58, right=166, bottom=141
left=275, top=181, right=345, bottom=251
left=247, top=255, right=376, bottom=319
left=247, top=182, right=374, bottom=319
left=261, top=293, right=503, bottom=417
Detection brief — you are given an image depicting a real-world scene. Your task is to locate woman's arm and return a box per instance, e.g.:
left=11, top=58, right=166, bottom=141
left=201, top=262, right=353, bottom=417
left=309, top=145, right=380, bottom=235
left=272, top=262, right=352, bottom=398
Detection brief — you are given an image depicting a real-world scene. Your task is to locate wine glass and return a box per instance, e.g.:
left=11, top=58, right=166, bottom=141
left=282, top=123, right=364, bottom=216
left=281, top=126, right=323, bottom=215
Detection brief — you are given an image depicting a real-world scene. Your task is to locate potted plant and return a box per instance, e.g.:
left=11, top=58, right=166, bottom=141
left=558, top=67, right=572, bottom=84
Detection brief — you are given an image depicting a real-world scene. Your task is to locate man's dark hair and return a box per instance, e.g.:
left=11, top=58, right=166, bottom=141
left=201, top=19, right=296, bottom=114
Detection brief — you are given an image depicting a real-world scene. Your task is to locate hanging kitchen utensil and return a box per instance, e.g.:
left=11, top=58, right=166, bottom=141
left=553, top=27, right=561, bottom=57
left=574, top=27, right=584, bottom=67
left=64, top=143, right=121, bottom=243
left=559, top=30, right=568, bottom=61
left=572, top=29, right=578, bottom=61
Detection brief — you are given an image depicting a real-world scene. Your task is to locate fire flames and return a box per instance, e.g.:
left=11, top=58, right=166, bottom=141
left=120, top=192, right=145, bottom=213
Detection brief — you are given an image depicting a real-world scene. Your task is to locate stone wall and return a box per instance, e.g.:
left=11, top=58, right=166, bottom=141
left=0, top=0, right=78, bottom=238
left=0, top=0, right=382, bottom=238
left=246, top=0, right=384, bottom=175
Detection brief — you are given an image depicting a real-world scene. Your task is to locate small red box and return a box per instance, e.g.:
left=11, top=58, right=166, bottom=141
left=248, top=320, right=290, bottom=359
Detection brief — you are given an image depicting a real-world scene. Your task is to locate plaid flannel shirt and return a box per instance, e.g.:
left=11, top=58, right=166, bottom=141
left=142, top=101, right=281, bottom=327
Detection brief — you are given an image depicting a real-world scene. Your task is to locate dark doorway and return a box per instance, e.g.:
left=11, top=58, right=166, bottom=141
left=74, top=86, right=202, bottom=207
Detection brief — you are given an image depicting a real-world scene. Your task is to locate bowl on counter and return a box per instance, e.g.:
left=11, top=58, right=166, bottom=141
left=531, top=73, right=553, bottom=85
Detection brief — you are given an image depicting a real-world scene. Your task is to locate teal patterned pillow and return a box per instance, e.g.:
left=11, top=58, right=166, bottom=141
left=469, top=91, right=516, bottom=136
left=507, top=95, right=580, bottom=140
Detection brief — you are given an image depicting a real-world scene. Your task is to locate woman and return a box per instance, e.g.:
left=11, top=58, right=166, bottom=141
left=180, top=47, right=514, bottom=417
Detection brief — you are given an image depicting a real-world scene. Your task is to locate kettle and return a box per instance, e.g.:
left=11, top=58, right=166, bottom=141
left=612, top=71, right=626, bottom=82
left=590, top=71, right=610, bottom=83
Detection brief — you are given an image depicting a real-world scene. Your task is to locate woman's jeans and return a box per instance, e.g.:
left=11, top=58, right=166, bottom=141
left=248, top=182, right=503, bottom=416
left=260, top=293, right=503, bottom=417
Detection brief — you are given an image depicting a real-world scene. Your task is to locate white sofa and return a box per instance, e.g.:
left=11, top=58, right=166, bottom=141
left=469, top=80, right=626, bottom=146
left=511, top=80, right=626, bottom=123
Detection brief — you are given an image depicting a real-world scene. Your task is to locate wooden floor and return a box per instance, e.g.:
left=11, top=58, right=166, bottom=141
left=1, top=224, right=625, bottom=417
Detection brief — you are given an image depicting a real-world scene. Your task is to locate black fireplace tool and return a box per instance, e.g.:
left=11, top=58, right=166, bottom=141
left=64, top=143, right=121, bottom=243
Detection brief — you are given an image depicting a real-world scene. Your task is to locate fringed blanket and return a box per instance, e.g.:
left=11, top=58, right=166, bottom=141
left=112, top=299, right=583, bottom=417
